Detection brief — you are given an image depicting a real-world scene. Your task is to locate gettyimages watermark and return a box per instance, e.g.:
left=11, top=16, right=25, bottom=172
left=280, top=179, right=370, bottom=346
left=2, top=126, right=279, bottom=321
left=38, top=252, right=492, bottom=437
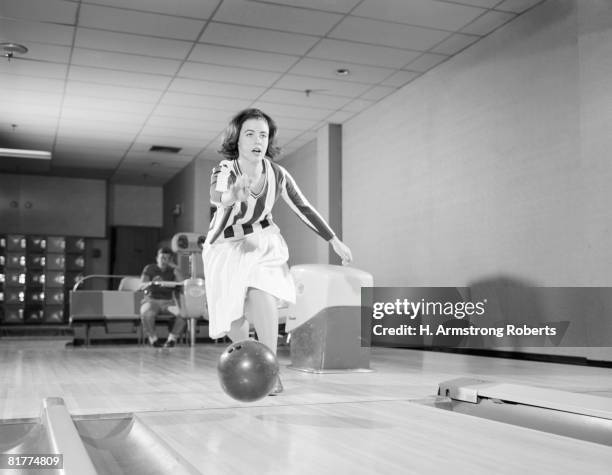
left=360, top=287, right=612, bottom=348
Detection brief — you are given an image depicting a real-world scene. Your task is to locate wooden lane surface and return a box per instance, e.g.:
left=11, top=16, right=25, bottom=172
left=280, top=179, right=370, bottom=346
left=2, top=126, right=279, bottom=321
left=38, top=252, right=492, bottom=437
left=136, top=399, right=612, bottom=475
left=1, top=341, right=612, bottom=419
left=1, top=341, right=611, bottom=473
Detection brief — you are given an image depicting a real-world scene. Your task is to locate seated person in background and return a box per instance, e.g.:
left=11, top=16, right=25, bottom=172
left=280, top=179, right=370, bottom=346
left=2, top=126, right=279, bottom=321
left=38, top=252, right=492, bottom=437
left=140, top=246, right=186, bottom=348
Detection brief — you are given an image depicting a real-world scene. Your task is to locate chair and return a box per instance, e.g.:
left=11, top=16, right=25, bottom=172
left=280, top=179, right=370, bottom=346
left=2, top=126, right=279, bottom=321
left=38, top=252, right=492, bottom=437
left=118, top=276, right=142, bottom=291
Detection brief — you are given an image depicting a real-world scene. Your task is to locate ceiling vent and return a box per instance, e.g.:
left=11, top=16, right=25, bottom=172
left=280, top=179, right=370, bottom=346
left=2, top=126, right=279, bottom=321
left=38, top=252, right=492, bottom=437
left=150, top=145, right=182, bottom=154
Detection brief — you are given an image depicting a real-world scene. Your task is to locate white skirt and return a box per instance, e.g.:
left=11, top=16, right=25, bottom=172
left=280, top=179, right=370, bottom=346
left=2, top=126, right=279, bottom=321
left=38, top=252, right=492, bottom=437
left=202, top=225, right=296, bottom=339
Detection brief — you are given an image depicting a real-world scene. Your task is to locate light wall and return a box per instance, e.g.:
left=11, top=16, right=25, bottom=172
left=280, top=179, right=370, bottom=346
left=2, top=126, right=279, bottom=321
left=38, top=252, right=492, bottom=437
left=162, top=158, right=215, bottom=278
left=342, top=0, right=611, bottom=287
left=273, top=139, right=322, bottom=266
left=109, top=184, right=162, bottom=227
left=163, top=158, right=213, bottom=239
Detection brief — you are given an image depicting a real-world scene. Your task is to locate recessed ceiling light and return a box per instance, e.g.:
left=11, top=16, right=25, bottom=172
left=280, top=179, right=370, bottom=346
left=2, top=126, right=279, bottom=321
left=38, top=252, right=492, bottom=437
left=336, top=68, right=350, bottom=76
left=1, top=43, right=28, bottom=59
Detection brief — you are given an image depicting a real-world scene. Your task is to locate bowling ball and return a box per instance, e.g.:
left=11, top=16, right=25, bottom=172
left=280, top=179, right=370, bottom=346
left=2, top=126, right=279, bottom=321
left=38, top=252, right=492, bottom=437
left=217, top=340, right=279, bottom=402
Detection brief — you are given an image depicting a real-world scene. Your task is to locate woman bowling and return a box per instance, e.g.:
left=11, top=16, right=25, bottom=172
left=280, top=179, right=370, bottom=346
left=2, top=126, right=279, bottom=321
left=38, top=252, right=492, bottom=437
left=203, top=108, right=352, bottom=395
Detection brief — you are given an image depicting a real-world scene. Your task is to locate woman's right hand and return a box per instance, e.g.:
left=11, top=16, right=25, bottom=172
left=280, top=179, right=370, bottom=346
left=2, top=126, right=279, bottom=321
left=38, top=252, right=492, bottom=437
left=222, top=174, right=251, bottom=206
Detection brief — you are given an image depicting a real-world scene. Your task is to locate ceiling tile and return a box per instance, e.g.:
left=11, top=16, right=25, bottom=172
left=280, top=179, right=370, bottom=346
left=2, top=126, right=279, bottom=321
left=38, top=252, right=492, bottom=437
left=495, top=0, right=543, bottom=14
left=280, top=130, right=317, bottom=153
left=55, top=128, right=136, bottom=142
left=71, top=48, right=182, bottom=75
left=123, top=151, right=194, bottom=164
left=60, top=107, right=150, bottom=124
left=1, top=133, right=55, bottom=150
left=130, top=139, right=203, bottom=155
left=178, top=62, right=282, bottom=87
left=0, top=60, right=68, bottom=79
left=75, top=28, right=193, bottom=59
left=54, top=162, right=121, bottom=174
left=129, top=142, right=197, bottom=155
left=329, top=16, right=450, bottom=50
left=201, top=22, right=319, bottom=55
left=1, top=0, right=78, bottom=24
left=68, top=65, right=173, bottom=90
left=258, top=89, right=352, bottom=109
left=0, top=18, right=75, bottom=46
left=380, top=70, right=420, bottom=87
left=80, top=0, right=219, bottom=18
left=341, top=98, right=376, bottom=113
left=54, top=144, right=129, bottom=157
left=1, top=91, right=63, bottom=109
left=353, top=0, right=486, bottom=31
left=188, top=44, right=298, bottom=72
left=288, top=58, right=394, bottom=84
left=55, top=136, right=133, bottom=151
left=53, top=149, right=126, bottom=162
left=274, top=74, right=372, bottom=97
left=0, top=104, right=60, bottom=121
left=144, top=117, right=228, bottom=134
left=431, top=33, right=481, bottom=55
left=276, top=128, right=312, bottom=144
left=323, top=110, right=356, bottom=124
left=360, top=85, right=397, bottom=101
left=168, top=77, right=267, bottom=99
left=139, top=125, right=218, bottom=141
left=0, top=104, right=61, bottom=122
left=11, top=43, right=72, bottom=63
left=213, top=0, right=343, bottom=36
left=307, top=39, right=421, bottom=69
left=250, top=102, right=335, bottom=121
left=451, top=0, right=501, bottom=7
left=270, top=115, right=320, bottom=131
left=1, top=74, right=65, bottom=94
left=151, top=104, right=233, bottom=123
left=0, top=0, right=532, bottom=185
left=246, top=0, right=361, bottom=14
left=159, top=91, right=251, bottom=111
left=461, top=10, right=516, bottom=35
left=65, top=82, right=164, bottom=103
left=405, top=53, right=449, bottom=72
left=58, top=119, right=144, bottom=136
left=79, top=4, right=206, bottom=41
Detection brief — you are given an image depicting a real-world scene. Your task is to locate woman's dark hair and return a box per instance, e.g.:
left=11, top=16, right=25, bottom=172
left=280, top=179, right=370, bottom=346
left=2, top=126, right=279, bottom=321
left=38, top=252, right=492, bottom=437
left=218, top=108, right=280, bottom=160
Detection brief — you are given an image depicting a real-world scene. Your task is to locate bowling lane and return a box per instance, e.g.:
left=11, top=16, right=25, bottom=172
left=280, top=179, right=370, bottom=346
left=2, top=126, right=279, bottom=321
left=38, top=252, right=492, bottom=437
left=136, top=399, right=612, bottom=475
left=1, top=341, right=612, bottom=419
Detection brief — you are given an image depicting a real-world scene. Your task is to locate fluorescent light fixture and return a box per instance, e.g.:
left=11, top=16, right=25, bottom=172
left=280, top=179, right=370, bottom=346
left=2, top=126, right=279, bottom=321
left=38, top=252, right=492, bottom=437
left=0, top=148, right=52, bottom=160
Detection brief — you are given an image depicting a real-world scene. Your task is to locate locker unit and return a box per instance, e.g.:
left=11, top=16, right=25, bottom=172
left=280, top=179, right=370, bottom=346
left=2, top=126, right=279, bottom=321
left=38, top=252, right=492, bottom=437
left=0, top=234, right=87, bottom=327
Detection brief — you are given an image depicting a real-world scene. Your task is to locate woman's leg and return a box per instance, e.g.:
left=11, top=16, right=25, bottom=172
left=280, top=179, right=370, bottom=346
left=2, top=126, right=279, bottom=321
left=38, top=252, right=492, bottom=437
left=227, top=316, right=249, bottom=342
left=245, top=287, right=283, bottom=394
left=245, top=288, right=279, bottom=354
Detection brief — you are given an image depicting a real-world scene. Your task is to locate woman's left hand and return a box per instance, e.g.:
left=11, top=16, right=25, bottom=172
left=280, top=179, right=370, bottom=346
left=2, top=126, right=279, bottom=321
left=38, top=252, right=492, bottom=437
left=330, top=237, right=353, bottom=265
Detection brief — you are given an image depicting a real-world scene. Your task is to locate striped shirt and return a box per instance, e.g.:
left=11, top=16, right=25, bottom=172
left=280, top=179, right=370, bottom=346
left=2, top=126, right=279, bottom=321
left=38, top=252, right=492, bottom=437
left=207, top=158, right=335, bottom=244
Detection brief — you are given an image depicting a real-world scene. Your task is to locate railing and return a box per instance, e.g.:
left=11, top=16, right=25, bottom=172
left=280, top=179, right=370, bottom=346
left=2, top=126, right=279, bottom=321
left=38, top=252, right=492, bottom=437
left=72, top=274, right=135, bottom=292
